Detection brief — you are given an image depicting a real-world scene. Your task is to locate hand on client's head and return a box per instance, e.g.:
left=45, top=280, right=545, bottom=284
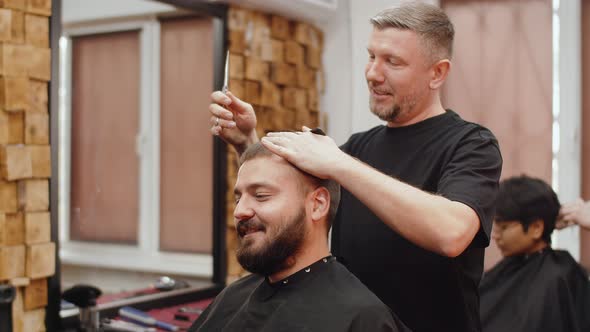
left=558, top=199, right=590, bottom=230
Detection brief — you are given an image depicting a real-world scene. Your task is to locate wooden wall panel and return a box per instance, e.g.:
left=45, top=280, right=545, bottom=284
left=0, top=3, right=52, bottom=330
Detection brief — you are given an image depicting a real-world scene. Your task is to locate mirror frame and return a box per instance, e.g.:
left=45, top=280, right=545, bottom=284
left=48, top=1, right=229, bottom=330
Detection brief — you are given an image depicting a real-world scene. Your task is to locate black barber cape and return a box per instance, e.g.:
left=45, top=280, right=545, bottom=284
left=188, top=256, right=410, bottom=332
left=480, top=248, right=590, bottom=332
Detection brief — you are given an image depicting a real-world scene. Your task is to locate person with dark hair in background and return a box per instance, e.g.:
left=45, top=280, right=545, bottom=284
left=208, top=3, right=502, bottom=331
left=189, top=143, right=409, bottom=332
left=480, top=175, right=590, bottom=332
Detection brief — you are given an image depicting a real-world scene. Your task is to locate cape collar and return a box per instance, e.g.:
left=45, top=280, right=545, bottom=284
left=255, top=255, right=335, bottom=301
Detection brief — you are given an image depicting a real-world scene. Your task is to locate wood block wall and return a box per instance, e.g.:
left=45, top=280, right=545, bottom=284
left=225, top=6, right=324, bottom=282
left=0, top=0, right=53, bottom=331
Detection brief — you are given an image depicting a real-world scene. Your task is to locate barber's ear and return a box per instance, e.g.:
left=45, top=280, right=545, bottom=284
left=529, top=219, right=545, bottom=240
left=310, top=187, right=330, bottom=222
left=429, top=59, right=450, bottom=90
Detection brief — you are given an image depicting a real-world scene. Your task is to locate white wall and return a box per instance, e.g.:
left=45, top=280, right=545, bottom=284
left=317, top=0, right=353, bottom=145
left=348, top=0, right=400, bottom=134
left=320, top=0, right=408, bottom=143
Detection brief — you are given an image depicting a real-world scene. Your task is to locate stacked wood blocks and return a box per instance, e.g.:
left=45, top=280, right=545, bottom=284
left=224, top=6, right=325, bottom=281
left=0, top=0, right=53, bottom=331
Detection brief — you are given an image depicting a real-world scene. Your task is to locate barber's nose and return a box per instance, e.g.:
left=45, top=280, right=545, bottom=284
left=234, top=198, right=255, bottom=222
left=365, top=60, right=384, bottom=83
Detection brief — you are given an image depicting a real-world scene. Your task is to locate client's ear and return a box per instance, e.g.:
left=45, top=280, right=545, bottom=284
left=310, top=187, right=330, bottom=223
left=529, top=219, right=545, bottom=240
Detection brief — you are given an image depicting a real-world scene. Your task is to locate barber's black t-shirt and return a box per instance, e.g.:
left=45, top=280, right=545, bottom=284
left=333, top=110, right=502, bottom=332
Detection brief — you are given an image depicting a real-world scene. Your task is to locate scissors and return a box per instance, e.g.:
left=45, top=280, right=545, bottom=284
left=223, top=50, right=229, bottom=94
left=215, top=51, right=230, bottom=129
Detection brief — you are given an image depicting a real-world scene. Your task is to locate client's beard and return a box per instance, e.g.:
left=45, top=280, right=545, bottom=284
left=236, top=209, right=306, bottom=276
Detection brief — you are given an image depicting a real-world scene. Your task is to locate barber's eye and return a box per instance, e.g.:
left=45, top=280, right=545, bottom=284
left=255, top=193, right=270, bottom=200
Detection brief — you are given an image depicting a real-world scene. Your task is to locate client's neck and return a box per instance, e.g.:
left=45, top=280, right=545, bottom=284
left=524, top=241, right=548, bottom=255
left=268, top=239, right=330, bottom=283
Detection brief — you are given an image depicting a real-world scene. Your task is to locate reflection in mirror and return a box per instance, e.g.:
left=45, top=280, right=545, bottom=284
left=58, top=0, right=220, bottom=316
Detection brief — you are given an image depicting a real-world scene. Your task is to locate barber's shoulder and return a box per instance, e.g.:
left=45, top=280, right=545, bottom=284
left=456, top=116, right=498, bottom=140
left=350, top=125, right=384, bottom=141
left=343, top=125, right=387, bottom=152
left=452, top=119, right=500, bottom=150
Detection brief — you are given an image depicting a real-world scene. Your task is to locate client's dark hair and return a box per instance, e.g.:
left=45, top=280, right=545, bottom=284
left=239, top=142, right=341, bottom=226
left=495, top=175, right=560, bottom=244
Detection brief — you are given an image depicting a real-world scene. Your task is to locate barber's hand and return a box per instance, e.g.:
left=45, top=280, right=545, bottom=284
left=261, top=127, right=349, bottom=180
left=209, top=90, right=258, bottom=153
left=557, top=199, right=590, bottom=230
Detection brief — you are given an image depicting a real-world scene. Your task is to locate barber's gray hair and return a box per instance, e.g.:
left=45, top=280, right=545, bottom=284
left=240, top=142, right=341, bottom=227
left=370, top=2, right=454, bottom=62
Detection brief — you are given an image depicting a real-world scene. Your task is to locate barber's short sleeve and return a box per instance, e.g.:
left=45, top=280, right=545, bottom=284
left=339, top=133, right=358, bottom=154
left=437, top=129, right=502, bottom=247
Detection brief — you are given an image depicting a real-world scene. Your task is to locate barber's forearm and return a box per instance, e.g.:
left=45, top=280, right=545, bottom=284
left=332, top=154, right=479, bottom=257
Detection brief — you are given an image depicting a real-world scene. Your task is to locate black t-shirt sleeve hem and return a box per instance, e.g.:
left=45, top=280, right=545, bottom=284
left=445, top=193, right=491, bottom=247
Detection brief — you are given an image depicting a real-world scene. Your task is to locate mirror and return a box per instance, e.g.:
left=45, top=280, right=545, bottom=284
left=54, top=0, right=227, bottom=324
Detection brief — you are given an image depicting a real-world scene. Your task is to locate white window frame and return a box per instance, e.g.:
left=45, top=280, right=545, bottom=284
left=58, top=17, right=212, bottom=277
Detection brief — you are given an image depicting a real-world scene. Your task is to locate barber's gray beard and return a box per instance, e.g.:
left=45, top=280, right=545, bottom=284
left=370, top=99, right=401, bottom=122
left=236, top=209, right=306, bottom=276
